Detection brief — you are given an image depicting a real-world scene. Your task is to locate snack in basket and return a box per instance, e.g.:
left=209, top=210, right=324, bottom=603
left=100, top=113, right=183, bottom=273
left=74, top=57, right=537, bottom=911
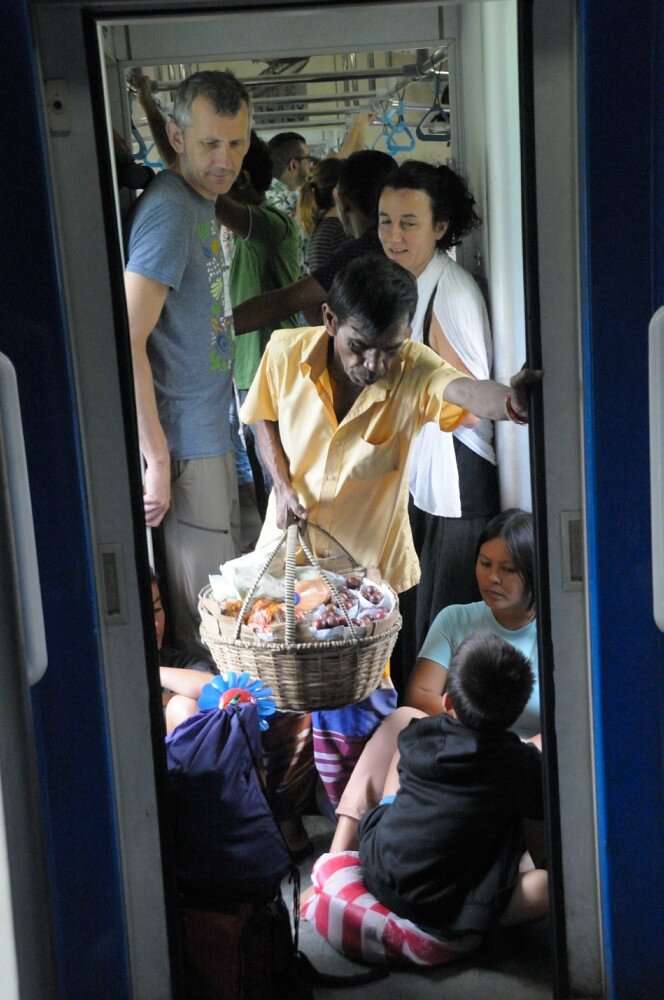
left=361, top=584, right=383, bottom=605
left=219, top=598, right=244, bottom=618
left=312, top=606, right=346, bottom=630
left=354, top=607, right=388, bottom=625
left=333, top=586, right=356, bottom=611
left=199, top=522, right=403, bottom=713
left=245, top=599, right=287, bottom=635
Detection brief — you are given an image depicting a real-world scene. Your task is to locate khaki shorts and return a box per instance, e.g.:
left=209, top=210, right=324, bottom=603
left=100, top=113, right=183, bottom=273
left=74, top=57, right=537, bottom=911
left=162, top=452, right=240, bottom=652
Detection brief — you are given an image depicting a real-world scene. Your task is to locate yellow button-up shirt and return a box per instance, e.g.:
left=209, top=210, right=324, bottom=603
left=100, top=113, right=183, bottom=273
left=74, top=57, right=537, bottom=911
left=240, top=326, right=468, bottom=592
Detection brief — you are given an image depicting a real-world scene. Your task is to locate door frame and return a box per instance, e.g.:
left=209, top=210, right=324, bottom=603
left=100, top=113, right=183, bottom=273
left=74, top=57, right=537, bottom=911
left=29, top=1, right=601, bottom=996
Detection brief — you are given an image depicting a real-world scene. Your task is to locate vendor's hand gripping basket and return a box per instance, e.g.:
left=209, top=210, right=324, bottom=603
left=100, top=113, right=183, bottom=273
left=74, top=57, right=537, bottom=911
left=198, top=523, right=401, bottom=712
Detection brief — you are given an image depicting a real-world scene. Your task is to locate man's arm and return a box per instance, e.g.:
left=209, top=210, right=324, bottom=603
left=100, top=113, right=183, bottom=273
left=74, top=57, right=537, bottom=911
left=232, top=274, right=326, bottom=334
left=334, top=112, right=372, bottom=157
left=443, top=367, right=543, bottom=422
left=124, top=270, right=171, bottom=526
left=254, top=420, right=308, bottom=529
left=133, top=74, right=175, bottom=168
left=215, top=194, right=251, bottom=239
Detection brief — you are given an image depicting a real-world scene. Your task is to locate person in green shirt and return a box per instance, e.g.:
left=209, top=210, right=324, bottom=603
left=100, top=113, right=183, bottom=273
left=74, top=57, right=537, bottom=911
left=216, top=131, right=302, bottom=512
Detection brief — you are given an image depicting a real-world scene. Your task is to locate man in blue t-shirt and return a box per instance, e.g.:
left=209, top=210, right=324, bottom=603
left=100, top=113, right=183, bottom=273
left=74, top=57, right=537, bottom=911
left=125, top=70, right=251, bottom=652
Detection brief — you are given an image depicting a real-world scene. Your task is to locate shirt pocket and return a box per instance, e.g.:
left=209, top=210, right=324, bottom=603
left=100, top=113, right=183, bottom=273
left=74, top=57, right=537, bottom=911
left=348, top=433, right=401, bottom=481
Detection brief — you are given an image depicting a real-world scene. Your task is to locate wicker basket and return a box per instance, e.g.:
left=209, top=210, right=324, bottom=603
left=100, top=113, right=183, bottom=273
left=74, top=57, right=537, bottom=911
left=198, top=523, right=401, bottom=712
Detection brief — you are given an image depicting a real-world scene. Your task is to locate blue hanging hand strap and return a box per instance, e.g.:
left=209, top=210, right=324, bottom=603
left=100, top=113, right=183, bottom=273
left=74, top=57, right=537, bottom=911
left=131, top=123, right=149, bottom=160
left=131, top=124, right=164, bottom=169
left=386, top=101, right=415, bottom=154
left=371, top=102, right=392, bottom=150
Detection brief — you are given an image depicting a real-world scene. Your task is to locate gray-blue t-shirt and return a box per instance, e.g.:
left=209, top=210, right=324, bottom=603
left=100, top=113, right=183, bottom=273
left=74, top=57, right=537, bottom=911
left=126, top=170, right=234, bottom=460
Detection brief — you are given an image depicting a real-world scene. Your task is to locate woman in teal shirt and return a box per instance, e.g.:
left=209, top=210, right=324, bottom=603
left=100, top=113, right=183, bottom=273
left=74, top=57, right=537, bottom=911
left=404, top=508, right=539, bottom=739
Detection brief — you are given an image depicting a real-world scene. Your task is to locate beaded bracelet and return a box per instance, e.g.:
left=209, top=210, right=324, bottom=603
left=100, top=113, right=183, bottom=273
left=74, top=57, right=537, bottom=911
left=505, top=393, right=528, bottom=425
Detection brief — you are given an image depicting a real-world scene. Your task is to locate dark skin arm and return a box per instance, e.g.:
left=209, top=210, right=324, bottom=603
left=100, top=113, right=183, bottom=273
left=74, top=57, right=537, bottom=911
left=444, top=367, right=543, bottom=421
left=232, top=275, right=326, bottom=334
left=132, top=74, right=175, bottom=168
left=404, top=657, right=448, bottom=714
left=252, top=369, right=541, bottom=525
left=255, top=420, right=308, bottom=529
left=215, top=192, right=251, bottom=238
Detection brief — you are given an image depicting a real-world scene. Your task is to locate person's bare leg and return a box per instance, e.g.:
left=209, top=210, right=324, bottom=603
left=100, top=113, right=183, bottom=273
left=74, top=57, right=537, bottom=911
left=381, top=747, right=402, bottom=798
left=519, top=850, right=535, bottom=873
left=165, top=694, right=199, bottom=734
left=329, top=815, right=361, bottom=853
left=335, top=708, right=424, bottom=823
left=498, top=868, right=548, bottom=926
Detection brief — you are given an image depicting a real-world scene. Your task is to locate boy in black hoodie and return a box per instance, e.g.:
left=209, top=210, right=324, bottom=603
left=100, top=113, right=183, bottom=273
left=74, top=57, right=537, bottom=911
left=358, top=630, right=547, bottom=939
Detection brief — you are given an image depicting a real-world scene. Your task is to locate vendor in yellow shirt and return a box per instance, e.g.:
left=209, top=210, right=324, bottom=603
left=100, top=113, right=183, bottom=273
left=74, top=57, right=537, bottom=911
left=240, top=254, right=538, bottom=592
left=240, top=254, right=540, bottom=856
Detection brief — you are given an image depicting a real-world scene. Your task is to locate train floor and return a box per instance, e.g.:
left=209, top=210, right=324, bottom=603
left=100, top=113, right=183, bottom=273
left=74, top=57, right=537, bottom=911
left=289, top=815, right=555, bottom=1000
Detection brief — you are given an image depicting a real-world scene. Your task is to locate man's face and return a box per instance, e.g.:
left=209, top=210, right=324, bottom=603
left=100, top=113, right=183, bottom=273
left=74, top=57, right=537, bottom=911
left=323, top=305, right=410, bottom=387
left=293, top=144, right=312, bottom=186
left=167, top=95, right=250, bottom=201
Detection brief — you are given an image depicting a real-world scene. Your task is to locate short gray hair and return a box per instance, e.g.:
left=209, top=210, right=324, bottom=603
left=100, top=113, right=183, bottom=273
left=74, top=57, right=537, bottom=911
left=173, top=70, right=251, bottom=129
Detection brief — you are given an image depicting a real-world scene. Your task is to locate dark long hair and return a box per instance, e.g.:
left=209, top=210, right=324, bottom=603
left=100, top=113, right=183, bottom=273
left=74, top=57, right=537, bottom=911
left=379, top=160, right=481, bottom=252
left=337, top=150, right=396, bottom=220
left=475, top=508, right=535, bottom=611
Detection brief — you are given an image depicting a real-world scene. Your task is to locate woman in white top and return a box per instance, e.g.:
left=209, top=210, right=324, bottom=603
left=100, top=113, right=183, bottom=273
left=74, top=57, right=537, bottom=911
left=377, top=161, right=499, bottom=687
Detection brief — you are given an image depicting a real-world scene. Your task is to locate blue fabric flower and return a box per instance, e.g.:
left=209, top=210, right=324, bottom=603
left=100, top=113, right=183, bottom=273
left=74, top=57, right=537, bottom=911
left=198, top=672, right=277, bottom=731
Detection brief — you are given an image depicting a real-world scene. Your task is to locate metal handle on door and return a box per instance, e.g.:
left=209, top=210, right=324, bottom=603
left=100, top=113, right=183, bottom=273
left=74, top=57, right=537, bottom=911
left=0, top=353, right=48, bottom=683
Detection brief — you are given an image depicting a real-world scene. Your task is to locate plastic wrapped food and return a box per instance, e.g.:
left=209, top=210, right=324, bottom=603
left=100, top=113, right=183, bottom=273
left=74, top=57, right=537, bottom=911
left=333, top=586, right=356, bottom=611
left=246, top=599, right=286, bottom=634
left=312, top=606, right=346, bottom=630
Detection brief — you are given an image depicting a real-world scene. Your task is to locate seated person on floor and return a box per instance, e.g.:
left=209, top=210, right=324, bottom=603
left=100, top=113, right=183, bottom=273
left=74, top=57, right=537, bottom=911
left=159, top=665, right=208, bottom=733
left=152, top=571, right=213, bottom=674
left=404, top=507, right=539, bottom=738
left=308, top=629, right=547, bottom=942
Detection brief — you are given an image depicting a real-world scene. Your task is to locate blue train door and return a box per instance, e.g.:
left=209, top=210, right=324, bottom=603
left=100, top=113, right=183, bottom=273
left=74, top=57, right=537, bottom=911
left=575, top=1, right=664, bottom=997
left=1, top=1, right=174, bottom=998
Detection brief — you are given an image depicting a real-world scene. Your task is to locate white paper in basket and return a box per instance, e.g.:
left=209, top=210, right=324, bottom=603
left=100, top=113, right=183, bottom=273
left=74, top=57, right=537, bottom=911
left=209, top=546, right=345, bottom=604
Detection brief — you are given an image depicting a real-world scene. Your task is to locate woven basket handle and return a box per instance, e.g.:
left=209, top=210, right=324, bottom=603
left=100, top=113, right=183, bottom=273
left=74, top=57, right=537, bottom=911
left=300, top=521, right=359, bottom=568
left=232, top=522, right=362, bottom=642
left=290, top=525, right=359, bottom=640
left=232, top=532, right=288, bottom=640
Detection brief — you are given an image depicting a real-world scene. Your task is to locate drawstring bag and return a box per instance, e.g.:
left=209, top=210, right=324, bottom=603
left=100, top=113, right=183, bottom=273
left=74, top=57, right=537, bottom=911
left=167, top=700, right=389, bottom=999
left=166, top=701, right=291, bottom=903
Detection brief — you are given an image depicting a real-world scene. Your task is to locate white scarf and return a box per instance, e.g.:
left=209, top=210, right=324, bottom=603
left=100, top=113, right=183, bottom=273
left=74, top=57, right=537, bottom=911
left=408, top=253, right=495, bottom=517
